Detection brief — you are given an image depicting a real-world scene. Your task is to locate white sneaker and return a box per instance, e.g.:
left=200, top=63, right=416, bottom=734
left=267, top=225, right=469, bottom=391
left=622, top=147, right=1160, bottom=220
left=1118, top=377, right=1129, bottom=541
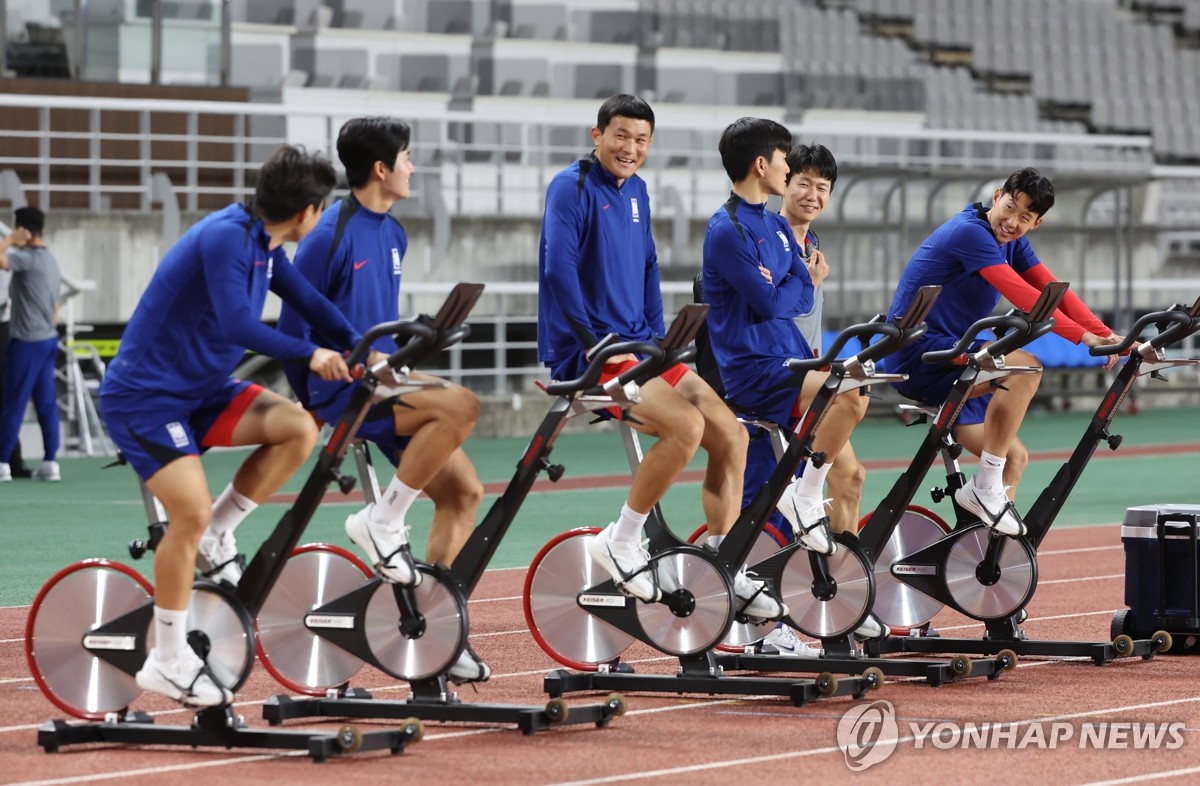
left=778, top=479, right=837, bottom=556
left=732, top=567, right=789, bottom=621
left=196, top=530, right=243, bottom=587
left=0, top=462, right=9, bottom=483
left=135, top=647, right=233, bottom=708
left=954, top=478, right=1027, bottom=537
left=33, top=460, right=60, bottom=482
left=586, top=524, right=661, bottom=602
left=760, top=625, right=822, bottom=657
left=447, top=645, right=491, bottom=685
left=854, top=613, right=891, bottom=641
left=345, top=504, right=420, bottom=586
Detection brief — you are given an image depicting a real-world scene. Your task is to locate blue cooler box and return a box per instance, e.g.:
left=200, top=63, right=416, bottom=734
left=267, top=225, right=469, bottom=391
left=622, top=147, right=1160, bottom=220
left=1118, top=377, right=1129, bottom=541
left=1120, top=504, right=1200, bottom=642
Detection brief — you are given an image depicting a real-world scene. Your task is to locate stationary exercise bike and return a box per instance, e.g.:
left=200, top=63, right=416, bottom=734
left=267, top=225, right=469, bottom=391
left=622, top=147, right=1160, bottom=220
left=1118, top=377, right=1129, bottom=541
left=252, top=308, right=715, bottom=734
left=872, top=294, right=1200, bottom=664
left=25, top=284, right=483, bottom=760
left=524, top=295, right=947, bottom=704
left=638, top=288, right=1003, bottom=686
left=841, top=282, right=1069, bottom=640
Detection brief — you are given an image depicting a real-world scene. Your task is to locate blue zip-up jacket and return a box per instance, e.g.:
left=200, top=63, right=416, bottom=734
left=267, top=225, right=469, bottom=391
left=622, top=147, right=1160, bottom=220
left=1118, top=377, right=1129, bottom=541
left=102, top=203, right=360, bottom=399
left=538, top=155, right=664, bottom=363
left=702, top=193, right=813, bottom=403
left=278, top=195, right=406, bottom=408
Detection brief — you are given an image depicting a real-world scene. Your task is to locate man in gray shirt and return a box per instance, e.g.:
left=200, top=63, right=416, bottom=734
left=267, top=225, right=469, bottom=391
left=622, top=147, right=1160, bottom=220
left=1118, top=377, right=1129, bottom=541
left=0, top=206, right=63, bottom=482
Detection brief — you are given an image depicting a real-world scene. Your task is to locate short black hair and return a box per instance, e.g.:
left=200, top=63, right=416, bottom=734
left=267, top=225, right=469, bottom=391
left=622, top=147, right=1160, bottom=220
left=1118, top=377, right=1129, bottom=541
left=14, top=205, right=44, bottom=236
left=786, top=143, right=838, bottom=189
left=337, top=116, right=412, bottom=189
left=717, top=117, right=793, bottom=183
left=1000, top=167, right=1055, bottom=217
left=252, top=145, right=337, bottom=223
left=597, top=94, right=655, bottom=133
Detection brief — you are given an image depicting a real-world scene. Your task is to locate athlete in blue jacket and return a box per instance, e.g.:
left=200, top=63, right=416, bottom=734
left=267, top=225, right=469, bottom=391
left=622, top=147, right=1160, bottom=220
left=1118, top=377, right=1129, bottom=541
left=702, top=118, right=889, bottom=641
left=100, top=146, right=357, bottom=708
left=278, top=117, right=489, bottom=684
left=881, top=168, right=1121, bottom=537
left=538, top=95, right=784, bottom=624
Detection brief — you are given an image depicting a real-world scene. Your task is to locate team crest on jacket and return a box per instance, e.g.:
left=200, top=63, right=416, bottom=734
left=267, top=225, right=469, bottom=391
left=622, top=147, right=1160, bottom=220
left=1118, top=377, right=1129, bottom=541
left=392, top=248, right=402, bottom=274
left=776, top=230, right=791, bottom=251
left=630, top=198, right=640, bottom=223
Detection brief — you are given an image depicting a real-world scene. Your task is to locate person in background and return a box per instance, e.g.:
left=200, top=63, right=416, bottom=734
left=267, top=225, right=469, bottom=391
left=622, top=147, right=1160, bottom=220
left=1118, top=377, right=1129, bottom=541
left=0, top=206, right=62, bottom=482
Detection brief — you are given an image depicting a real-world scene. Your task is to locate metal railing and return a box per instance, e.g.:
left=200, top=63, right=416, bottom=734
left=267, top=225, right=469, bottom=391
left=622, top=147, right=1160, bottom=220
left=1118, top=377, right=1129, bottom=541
left=0, top=91, right=1159, bottom=218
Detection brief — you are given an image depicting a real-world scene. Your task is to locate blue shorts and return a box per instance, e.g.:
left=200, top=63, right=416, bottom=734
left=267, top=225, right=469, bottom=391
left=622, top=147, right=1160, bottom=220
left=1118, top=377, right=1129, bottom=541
left=887, top=338, right=989, bottom=428
left=101, top=379, right=262, bottom=481
left=725, top=357, right=809, bottom=429
left=314, top=383, right=410, bottom=468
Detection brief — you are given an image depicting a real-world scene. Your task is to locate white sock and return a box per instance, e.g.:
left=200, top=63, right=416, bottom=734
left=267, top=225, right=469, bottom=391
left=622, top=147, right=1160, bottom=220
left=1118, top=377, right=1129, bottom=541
left=794, top=461, right=833, bottom=499
left=208, top=484, right=257, bottom=537
left=610, top=503, right=649, bottom=542
left=976, top=451, right=1006, bottom=491
left=154, top=606, right=189, bottom=661
left=371, top=474, right=421, bottom=528
left=706, top=534, right=725, bottom=549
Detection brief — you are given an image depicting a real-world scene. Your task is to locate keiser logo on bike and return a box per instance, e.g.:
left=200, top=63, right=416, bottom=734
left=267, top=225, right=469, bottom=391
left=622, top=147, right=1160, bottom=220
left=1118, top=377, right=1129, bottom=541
left=578, top=594, right=628, bottom=607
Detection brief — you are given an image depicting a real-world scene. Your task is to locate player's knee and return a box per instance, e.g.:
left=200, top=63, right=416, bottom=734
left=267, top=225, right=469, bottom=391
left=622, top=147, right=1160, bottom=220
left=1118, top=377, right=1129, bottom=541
left=282, top=407, right=319, bottom=451
left=448, top=384, right=481, bottom=425
left=658, top=405, right=705, bottom=453
left=171, top=501, right=212, bottom=537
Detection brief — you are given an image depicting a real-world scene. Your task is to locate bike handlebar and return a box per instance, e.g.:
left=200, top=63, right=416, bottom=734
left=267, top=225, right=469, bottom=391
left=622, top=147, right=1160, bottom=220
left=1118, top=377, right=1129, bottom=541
left=921, top=313, right=1043, bottom=365
left=347, top=319, right=438, bottom=368
left=1089, top=307, right=1195, bottom=355
left=542, top=338, right=668, bottom=397
left=786, top=318, right=903, bottom=374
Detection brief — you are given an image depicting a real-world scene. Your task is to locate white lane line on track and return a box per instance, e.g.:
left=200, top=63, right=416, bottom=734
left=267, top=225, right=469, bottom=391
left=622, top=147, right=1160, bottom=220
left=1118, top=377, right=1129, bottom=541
left=1, top=649, right=1184, bottom=783
left=9, top=754, right=312, bottom=786
left=3, top=694, right=783, bottom=786
left=1075, top=766, right=1200, bottom=786
left=541, top=694, right=1200, bottom=786
left=1039, top=545, right=1120, bottom=556
left=1040, top=573, right=1123, bottom=585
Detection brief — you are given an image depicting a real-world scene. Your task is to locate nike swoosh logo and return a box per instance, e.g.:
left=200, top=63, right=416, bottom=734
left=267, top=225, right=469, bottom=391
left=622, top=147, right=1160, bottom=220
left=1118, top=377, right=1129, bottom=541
left=353, top=259, right=369, bottom=270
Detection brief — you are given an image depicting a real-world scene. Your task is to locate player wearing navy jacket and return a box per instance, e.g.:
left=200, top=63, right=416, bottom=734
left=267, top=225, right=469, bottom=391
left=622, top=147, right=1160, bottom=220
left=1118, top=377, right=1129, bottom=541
left=702, top=120, right=881, bottom=630
left=278, top=117, right=489, bottom=684
left=100, top=145, right=357, bottom=708
left=881, top=167, right=1121, bottom=538
left=538, top=95, right=785, bottom=624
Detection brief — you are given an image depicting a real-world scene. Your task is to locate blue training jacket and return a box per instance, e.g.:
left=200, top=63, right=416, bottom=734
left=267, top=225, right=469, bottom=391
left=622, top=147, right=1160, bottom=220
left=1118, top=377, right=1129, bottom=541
left=102, top=203, right=360, bottom=399
left=537, top=155, right=664, bottom=363
left=702, top=193, right=814, bottom=402
left=278, top=195, right=406, bottom=409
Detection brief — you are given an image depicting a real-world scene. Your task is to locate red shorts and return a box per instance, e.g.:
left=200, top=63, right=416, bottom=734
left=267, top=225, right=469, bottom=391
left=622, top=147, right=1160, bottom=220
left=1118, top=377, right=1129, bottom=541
left=598, top=360, right=688, bottom=418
